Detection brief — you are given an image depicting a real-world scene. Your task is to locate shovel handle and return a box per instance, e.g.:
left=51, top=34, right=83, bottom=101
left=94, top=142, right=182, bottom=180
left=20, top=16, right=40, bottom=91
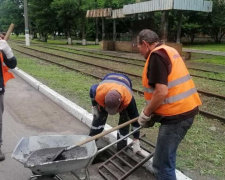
left=4, top=23, right=15, bottom=41
left=66, top=117, right=138, bottom=151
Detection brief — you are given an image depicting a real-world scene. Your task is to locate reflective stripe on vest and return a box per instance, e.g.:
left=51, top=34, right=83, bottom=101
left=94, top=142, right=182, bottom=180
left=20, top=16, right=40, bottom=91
left=0, top=53, right=14, bottom=86
left=99, top=79, right=133, bottom=95
left=106, top=74, right=131, bottom=87
left=144, top=74, right=192, bottom=93
left=146, top=87, right=198, bottom=104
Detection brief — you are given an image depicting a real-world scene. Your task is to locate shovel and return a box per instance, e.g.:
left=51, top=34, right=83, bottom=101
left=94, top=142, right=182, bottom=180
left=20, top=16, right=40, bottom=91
left=25, top=117, right=138, bottom=166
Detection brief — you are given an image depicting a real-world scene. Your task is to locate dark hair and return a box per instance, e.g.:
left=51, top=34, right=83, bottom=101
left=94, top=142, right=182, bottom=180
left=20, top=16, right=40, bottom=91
left=0, top=32, right=6, bottom=38
left=137, top=29, right=159, bottom=45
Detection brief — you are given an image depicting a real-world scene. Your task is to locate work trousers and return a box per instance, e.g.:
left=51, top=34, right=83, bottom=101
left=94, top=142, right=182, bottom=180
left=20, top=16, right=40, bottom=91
left=0, top=94, right=4, bottom=146
left=89, top=97, right=140, bottom=151
left=153, top=117, right=194, bottom=180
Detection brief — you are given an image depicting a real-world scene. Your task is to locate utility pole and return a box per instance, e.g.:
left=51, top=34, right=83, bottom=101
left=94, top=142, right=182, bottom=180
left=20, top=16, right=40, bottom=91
left=24, top=0, right=30, bottom=46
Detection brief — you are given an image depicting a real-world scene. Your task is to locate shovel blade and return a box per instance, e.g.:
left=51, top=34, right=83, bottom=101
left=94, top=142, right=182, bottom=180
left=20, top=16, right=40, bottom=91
left=24, top=147, right=66, bottom=167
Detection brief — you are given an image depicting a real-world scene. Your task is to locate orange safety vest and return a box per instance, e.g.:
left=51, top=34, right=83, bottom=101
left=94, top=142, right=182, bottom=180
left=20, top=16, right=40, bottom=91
left=95, top=74, right=133, bottom=110
left=0, top=52, right=15, bottom=86
left=142, top=45, right=202, bottom=116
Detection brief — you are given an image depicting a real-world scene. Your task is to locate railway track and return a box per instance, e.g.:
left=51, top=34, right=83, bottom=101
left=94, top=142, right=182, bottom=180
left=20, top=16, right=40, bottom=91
left=15, top=45, right=225, bottom=84
left=13, top=47, right=225, bottom=122
left=11, top=40, right=225, bottom=75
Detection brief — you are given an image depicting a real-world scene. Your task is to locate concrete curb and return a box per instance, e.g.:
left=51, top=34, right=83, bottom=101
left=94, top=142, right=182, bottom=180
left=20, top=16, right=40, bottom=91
left=12, top=67, right=191, bottom=180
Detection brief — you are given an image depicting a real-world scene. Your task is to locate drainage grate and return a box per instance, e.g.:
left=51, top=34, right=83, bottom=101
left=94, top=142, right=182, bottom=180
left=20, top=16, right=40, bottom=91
left=98, top=137, right=155, bottom=180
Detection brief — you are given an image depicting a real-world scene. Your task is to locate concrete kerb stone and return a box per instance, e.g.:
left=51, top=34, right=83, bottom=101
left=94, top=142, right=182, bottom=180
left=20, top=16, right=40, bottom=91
left=12, top=67, right=191, bottom=180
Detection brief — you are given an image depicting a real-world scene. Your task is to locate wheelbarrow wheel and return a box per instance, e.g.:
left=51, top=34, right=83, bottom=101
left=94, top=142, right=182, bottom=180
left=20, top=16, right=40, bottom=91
left=30, top=174, right=56, bottom=180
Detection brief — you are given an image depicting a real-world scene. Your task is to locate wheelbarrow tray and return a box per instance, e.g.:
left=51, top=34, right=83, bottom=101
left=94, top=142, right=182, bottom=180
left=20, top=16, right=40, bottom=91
left=12, top=135, right=97, bottom=176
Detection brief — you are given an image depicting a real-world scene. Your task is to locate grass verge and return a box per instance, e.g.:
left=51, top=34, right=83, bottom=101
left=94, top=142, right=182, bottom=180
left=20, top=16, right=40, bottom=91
left=184, top=44, right=225, bottom=52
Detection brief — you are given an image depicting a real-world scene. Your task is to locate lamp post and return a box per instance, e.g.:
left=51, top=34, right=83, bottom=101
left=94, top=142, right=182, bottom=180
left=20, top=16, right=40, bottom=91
left=24, top=0, right=30, bottom=46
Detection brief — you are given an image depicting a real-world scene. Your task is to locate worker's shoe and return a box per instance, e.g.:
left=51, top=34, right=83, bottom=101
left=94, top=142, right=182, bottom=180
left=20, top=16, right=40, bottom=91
left=0, top=149, right=5, bottom=161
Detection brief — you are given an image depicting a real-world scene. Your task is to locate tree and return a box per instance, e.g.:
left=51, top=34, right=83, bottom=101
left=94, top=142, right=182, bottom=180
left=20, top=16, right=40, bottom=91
left=207, top=0, right=225, bottom=43
left=29, top=0, right=57, bottom=42
left=0, top=0, right=24, bottom=36
left=51, top=0, right=85, bottom=44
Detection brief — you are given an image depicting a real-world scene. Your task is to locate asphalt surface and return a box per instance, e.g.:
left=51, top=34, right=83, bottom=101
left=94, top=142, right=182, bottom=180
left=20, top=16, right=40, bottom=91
left=0, top=74, right=90, bottom=180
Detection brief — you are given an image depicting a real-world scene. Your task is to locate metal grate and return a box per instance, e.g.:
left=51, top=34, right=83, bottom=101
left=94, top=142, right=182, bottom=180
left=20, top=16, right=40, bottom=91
left=98, top=138, right=155, bottom=180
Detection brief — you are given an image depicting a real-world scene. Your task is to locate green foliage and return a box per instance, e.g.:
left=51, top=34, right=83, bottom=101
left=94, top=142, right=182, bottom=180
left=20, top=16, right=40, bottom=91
left=207, top=0, right=225, bottom=43
left=0, top=0, right=24, bottom=35
left=29, top=0, right=57, bottom=41
left=1, top=0, right=225, bottom=44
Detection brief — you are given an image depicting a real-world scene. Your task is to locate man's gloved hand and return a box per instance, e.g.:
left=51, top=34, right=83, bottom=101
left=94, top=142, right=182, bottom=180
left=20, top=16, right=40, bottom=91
left=0, top=40, right=14, bottom=59
left=138, top=110, right=151, bottom=126
left=92, top=106, right=100, bottom=119
left=132, top=139, right=141, bottom=154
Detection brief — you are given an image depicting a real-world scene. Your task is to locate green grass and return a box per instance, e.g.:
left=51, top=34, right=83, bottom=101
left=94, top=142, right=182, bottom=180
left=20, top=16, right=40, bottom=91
left=191, top=55, right=225, bottom=66
left=177, top=115, right=225, bottom=179
left=10, top=34, right=101, bottom=49
left=13, top=43, right=225, bottom=180
left=184, top=43, right=225, bottom=52
left=15, top=51, right=99, bottom=111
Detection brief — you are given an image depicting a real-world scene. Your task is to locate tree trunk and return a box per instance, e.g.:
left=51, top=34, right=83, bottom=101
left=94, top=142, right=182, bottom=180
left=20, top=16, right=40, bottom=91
left=82, top=18, right=87, bottom=46
left=33, top=32, right=37, bottom=39
left=161, top=11, right=169, bottom=43
left=42, top=34, right=47, bottom=42
left=67, top=30, right=72, bottom=45
left=95, top=18, right=99, bottom=44
left=176, top=11, right=182, bottom=43
left=191, top=35, right=195, bottom=44
left=113, top=19, right=117, bottom=41
left=102, top=17, right=105, bottom=41
left=219, top=33, right=225, bottom=44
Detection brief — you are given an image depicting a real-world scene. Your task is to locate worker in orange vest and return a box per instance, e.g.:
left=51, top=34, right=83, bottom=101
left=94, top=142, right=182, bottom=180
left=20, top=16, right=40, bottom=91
left=89, top=73, right=141, bottom=153
left=0, top=35, right=17, bottom=161
left=137, top=29, right=201, bottom=180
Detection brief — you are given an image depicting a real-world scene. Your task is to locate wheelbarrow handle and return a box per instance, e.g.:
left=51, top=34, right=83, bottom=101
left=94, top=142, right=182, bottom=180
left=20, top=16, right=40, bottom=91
left=66, top=117, right=138, bottom=151
left=97, top=126, right=142, bottom=154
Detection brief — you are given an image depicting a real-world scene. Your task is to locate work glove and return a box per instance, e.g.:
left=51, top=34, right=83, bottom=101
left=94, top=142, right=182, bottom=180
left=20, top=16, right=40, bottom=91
left=92, top=106, right=100, bottom=119
left=0, top=40, right=14, bottom=59
left=138, top=110, right=155, bottom=127
left=132, top=139, right=141, bottom=154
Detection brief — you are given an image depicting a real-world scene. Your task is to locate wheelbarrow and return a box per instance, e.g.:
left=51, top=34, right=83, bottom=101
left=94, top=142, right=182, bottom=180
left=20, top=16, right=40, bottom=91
left=12, top=118, right=142, bottom=180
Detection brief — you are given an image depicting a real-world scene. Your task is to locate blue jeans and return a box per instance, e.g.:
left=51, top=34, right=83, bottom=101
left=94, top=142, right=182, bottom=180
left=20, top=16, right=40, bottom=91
left=153, top=117, right=194, bottom=180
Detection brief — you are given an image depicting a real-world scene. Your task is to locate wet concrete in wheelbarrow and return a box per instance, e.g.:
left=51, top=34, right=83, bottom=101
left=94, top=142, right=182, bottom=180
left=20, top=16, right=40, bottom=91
left=25, top=147, right=88, bottom=167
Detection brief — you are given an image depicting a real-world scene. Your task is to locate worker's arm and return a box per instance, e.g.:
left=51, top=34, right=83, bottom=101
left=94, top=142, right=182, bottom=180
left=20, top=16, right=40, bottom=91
left=138, top=84, right=168, bottom=126
left=143, top=83, right=168, bottom=116
left=2, top=51, right=17, bottom=69
left=90, top=84, right=99, bottom=106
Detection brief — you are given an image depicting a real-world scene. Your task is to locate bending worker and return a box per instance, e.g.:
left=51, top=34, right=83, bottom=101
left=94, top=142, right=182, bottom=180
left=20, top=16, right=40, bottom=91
left=137, top=29, right=201, bottom=180
left=89, top=73, right=140, bottom=153
left=0, top=35, right=17, bottom=161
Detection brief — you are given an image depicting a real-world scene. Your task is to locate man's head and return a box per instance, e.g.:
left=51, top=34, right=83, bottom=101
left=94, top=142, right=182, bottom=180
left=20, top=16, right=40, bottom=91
left=105, top=90, right=121, bottom=115
left=0, top=32, right=6, bottom=40
left=137, top=29, right=159, bottom=59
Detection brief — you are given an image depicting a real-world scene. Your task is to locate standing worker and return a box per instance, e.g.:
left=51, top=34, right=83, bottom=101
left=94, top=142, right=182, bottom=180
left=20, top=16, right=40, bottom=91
left=89, top=73, right=141, bottom=153
left=137, top=29, right=201, bottom=180
left=0, top=34, right=17, bottom=161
